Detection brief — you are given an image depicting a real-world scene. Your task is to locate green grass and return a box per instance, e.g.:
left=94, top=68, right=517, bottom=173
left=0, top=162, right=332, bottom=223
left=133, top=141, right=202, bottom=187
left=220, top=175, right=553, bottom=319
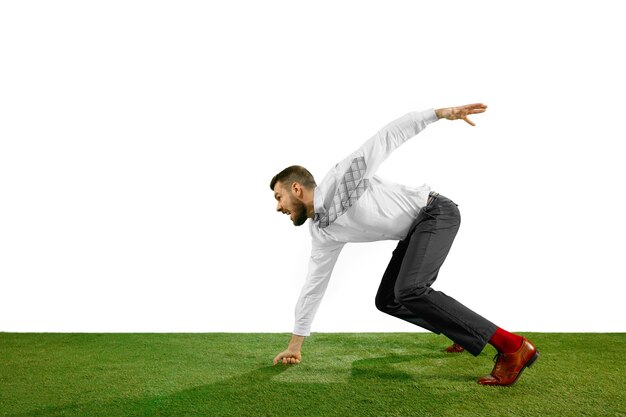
left=1, top=333, right=624, bottom=416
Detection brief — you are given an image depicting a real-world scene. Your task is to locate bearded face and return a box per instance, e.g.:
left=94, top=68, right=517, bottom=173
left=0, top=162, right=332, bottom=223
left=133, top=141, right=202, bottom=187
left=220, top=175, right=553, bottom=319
left=287, top=197, right=308, bottom=226
left=274, top=182, right=310, bottom=227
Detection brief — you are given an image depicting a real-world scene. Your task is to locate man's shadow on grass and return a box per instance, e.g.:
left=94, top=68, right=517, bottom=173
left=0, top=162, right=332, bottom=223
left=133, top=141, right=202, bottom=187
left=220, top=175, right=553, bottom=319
left=11, top=353, right=477, bottom=417
left=350, top=352, right=476, bottom=383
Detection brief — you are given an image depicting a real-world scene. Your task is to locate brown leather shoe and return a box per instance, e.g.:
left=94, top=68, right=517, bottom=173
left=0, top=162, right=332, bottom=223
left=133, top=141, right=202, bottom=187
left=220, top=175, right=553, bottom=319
left=477, top=337, right=539, bottom=386
left=444, top=343, right=465, bottom=353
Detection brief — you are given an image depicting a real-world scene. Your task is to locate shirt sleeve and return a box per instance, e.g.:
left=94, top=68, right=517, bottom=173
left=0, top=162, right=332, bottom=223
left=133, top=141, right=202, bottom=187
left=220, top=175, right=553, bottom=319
left=314, top=109, right=438, bottom=216
left=354, top=108, right=438, bottom=178
left=293, top=239, right=346, bottom=336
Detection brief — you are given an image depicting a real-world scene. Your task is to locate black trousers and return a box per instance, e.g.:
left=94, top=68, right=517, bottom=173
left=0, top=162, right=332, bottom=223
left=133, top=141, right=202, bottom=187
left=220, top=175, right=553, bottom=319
left=374, top=193, right=497, bottom=356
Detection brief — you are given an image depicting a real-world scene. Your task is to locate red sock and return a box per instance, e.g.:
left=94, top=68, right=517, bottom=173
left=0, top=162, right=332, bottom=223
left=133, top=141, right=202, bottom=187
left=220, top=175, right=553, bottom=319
left=489, top=327, right=523, bottom=353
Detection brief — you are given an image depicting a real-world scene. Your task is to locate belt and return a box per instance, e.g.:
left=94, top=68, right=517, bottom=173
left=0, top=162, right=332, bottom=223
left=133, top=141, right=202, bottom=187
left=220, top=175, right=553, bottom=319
left=427, top=191, right=439, bottom=206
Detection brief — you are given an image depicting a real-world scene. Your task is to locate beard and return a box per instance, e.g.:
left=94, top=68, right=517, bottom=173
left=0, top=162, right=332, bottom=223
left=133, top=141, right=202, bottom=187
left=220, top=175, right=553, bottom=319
left=291, top=199, right=308, bottom=226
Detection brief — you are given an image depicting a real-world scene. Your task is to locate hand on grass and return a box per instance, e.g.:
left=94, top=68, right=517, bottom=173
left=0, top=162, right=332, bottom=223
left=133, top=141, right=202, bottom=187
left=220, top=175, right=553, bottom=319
left=435, top=103, right=487, bottom=126
left=273, top=349, right=301, bottom=365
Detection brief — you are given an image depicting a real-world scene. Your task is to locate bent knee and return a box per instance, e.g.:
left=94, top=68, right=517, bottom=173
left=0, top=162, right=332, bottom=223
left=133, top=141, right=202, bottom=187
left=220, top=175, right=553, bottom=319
left=374, top=295, right=394, bottom=314
left=394, top=285, right=431, bottom=305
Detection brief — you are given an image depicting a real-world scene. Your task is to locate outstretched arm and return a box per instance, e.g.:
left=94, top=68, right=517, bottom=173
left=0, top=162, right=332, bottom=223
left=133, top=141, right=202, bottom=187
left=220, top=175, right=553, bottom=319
left=272, top=241, right=345, bottom=366
left=435, top=103, right=487, bottom=126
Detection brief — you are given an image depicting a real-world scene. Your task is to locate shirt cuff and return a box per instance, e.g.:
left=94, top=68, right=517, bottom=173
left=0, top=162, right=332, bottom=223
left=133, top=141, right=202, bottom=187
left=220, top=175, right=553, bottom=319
left=293, top=325, right=311, bottom=337
left=421, top=108, right=439, bottom=125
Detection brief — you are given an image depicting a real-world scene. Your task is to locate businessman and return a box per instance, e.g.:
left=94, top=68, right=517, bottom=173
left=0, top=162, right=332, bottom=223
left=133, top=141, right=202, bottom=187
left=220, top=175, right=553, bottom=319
left=270, top=103, right=539, bottom=386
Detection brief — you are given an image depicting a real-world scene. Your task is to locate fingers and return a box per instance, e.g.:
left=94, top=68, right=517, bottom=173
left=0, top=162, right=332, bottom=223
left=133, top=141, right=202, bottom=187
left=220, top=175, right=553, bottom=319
left=273, top=352, right=301, bottom=365
left=464, top=103, right=488, bottom=114
left=273, top=352, right=287, bottom=365
left=462, top=103, right=488, bottom=111
left=458, top=103, right=486, bottom=126
left=463, top=116, right=476, bottom=126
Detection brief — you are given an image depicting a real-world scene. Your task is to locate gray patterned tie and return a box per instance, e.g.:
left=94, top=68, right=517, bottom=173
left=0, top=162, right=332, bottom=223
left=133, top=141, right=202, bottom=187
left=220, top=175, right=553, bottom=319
left=315, top=156, right=370, bottom=228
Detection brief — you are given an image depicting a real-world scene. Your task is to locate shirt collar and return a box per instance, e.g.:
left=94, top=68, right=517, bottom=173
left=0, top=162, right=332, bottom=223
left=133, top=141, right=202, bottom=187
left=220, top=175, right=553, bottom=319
left=313, top=186, right=325, bottom=220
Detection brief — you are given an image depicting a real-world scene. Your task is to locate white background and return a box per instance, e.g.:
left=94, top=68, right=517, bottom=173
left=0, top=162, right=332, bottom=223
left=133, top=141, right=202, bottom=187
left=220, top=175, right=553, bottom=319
left=1, top=1, right=624, bottom=333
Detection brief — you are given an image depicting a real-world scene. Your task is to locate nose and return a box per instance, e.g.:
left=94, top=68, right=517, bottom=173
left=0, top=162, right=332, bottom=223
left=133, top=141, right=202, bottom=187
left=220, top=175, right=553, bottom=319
left=276, top=202, right=283, bottom=212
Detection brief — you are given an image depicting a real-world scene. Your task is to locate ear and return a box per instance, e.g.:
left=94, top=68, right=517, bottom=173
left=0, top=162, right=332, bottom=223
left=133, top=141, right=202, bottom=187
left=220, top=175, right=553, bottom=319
left=291, top=182, right=303, bottom=198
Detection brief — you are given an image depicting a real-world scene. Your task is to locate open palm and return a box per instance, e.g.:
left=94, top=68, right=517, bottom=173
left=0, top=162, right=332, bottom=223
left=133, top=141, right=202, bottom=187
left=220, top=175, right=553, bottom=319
left=436, top=103, right=487, bottom=126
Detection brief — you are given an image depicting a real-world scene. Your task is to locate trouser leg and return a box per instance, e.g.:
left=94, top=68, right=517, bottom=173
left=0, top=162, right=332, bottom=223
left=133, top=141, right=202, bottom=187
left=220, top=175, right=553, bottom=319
left=375, top=236, right=441, bottom=334
left=389, top=194, right=497, bottom=356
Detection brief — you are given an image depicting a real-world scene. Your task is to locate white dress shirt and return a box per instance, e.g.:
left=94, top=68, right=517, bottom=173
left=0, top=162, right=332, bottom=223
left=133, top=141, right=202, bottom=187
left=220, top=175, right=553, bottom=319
left=293, top=109, right=440, bottom=336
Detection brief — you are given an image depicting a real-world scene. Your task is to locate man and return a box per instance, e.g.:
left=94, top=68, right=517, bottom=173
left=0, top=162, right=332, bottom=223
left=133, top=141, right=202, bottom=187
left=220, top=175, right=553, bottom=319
left=270, top=103, right=539, bottom=386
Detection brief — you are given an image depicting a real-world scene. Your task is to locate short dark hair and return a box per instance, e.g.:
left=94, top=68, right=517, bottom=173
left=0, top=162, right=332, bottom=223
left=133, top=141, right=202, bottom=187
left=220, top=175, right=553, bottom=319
left=270, top=165, right=316, bottom=191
